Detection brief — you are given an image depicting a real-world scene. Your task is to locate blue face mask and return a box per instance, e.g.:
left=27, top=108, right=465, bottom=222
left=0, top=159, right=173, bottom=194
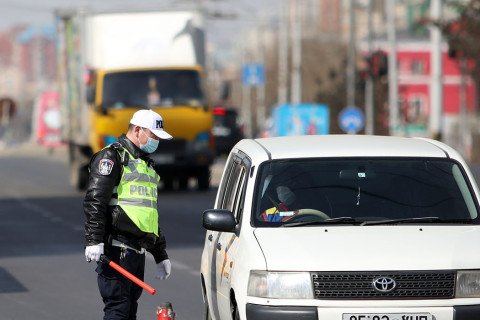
left=139, top=129, right=159, bottom=153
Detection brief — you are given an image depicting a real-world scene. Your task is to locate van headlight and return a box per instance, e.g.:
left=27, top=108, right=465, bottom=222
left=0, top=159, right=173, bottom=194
left=247, top=271, right=314, bottom=299
left=457, top=271, right=480, bottom=298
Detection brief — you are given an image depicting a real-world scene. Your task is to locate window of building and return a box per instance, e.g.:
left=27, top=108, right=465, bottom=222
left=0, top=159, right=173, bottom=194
left=406, top=97, right=425, bottom=123
left=411, top=60, right=425, bottom=75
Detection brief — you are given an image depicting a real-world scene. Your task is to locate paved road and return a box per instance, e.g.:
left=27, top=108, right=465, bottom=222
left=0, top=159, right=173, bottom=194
left=2, top=142, right=480, bottom=320
left=0, top=142, right=226, bottom=320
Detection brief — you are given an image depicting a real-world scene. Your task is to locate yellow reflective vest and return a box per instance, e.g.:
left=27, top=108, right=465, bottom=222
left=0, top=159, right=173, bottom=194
left=109, top=147, right=160, bottom=236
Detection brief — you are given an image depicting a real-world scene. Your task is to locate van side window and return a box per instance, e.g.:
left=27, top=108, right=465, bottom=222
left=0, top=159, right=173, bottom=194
left=232, top=165, right=247, bottom=220
left=216, top=156, right=235, bottom=209
left=222, top=160, right=242, bottom=212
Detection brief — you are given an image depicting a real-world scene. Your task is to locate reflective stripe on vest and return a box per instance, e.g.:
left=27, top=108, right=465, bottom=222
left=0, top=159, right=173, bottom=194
left=107, top=146, right=160, bottom=236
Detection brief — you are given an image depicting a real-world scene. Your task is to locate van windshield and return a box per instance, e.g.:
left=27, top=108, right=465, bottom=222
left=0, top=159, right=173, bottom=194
left=101, top=69, right=205, bottom=109
left=253, top=158, right=479, bottom=227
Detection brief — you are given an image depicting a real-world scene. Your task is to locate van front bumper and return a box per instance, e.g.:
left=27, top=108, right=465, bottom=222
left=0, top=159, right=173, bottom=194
left=245, top=304, right=480, bottom=320
left=454, top=304, right=480, bottom=319
left=246, top=304, right=317, bottom=320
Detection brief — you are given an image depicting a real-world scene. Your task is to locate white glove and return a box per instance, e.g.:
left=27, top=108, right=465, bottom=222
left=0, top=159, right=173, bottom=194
left=85, top=243, right=104, bottom=262
left=155, top=259, right=171, bottom=280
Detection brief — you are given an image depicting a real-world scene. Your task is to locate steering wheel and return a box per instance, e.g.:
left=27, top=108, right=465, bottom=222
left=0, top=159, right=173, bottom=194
left=283, top=208, right=331, bottom=221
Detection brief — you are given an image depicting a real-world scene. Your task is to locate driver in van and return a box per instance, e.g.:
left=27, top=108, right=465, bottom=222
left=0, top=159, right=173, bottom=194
left=262, top=185, right=298, bottom=222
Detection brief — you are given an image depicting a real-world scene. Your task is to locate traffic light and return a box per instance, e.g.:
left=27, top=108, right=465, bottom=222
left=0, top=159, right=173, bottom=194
left=369, top=50, right=388, bottom=77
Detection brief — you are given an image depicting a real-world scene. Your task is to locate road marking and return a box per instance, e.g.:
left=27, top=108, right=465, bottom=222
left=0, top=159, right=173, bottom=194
left=8, top=190, right=200, bottom=279
left=9, top=192, right=81, bottom=233
left=146, top=254, right=198, bottom=277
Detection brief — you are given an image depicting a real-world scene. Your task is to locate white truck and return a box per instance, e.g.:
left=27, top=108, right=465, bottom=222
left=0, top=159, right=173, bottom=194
left=55, top=9, right=214, bottom=190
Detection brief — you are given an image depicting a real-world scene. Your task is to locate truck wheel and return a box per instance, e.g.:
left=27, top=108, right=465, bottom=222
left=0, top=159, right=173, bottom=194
left=69, top=159, right=80, bottom=188
left=178, top=177, right=189, bottom=190
left=78, top=165, right=89, bottom=190
left=163, top=178, right=174, bottom=191
left=197, top=167, right=210, bottom=190
left=68, top=145, right=90, bottom=191
left=69, top=161, right=89, bottom=191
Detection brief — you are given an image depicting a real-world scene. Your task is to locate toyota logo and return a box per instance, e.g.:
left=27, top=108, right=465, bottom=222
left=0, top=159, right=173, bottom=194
left=372, top=276, right=396, bottom=293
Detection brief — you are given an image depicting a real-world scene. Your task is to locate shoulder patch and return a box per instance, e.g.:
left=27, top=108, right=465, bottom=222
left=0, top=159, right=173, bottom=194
left=99, top=159, right=114, bottom=175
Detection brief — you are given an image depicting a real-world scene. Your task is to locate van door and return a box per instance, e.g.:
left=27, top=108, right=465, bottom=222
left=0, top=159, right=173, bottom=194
left=206, top=155, right=236, bottom=319
left=215, top=155, right=249, bottom=318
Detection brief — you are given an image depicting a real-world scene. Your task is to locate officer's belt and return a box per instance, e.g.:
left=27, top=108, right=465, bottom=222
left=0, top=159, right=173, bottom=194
left=111, top=239, right=146, bottom=255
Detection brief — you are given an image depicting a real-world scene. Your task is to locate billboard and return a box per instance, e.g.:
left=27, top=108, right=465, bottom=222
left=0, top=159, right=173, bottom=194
left=33, top=91, right=64, bottom=147
left=268, top=103, right=329, bottom=137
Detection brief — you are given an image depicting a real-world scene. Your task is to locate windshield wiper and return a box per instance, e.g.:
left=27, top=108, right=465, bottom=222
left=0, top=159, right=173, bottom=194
left=361, top=217, right=473, bottom=226
left=283, top=217, right=358, bottom=227
left=282, top=216, right=473, bottom=227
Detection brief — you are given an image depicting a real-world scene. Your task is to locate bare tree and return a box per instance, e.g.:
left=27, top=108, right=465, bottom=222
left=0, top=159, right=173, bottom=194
left=432, top=0, right=480, bottom=93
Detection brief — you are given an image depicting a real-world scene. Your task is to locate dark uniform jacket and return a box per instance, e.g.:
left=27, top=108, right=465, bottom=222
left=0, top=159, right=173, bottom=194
left=83, top=134, right=168, bottom=263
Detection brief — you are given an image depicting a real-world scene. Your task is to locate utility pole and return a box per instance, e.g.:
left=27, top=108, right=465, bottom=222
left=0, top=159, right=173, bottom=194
left=429, top=0, right=443, bottom=140
left=386, top=0, right=398, bottom=136
left=365, top=0, right=374, bottom=135
left=460, top=57, right=468, bottom=157
left=290, top=0, right=302, bottom=105
left=256, top=18, right=266, bottom=135
left=347, top=0, right=357, bottom=108
left=242, top=41, right=253, bottom=138
left=277, top=0, right=289, bottom=105
left=1, top=100, right=12, bottom=130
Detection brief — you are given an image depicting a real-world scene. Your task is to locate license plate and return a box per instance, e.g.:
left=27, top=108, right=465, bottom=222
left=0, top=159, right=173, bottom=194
left=342, top=313, right=431, bottom=320
left=213, top=127, right=231, bottom=136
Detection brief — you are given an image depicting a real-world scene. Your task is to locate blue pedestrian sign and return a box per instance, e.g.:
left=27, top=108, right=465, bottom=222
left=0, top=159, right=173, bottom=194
left=338, top=106, right=365, bottom=134
left=242, top=63, right=265, bottom=87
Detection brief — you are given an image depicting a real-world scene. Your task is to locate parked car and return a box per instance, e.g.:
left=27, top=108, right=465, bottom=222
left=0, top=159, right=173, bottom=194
left=212, top=106, right=244, bottom=156
left=200, top=135, right=480, bottom=320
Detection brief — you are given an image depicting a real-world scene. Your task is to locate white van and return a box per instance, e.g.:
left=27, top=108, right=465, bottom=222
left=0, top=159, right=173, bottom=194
left=201, top=135, right=480, bottom=320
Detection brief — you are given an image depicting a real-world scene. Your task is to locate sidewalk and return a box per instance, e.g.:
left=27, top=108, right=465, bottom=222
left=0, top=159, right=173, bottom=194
left=0, top=140, right=69, bottom=162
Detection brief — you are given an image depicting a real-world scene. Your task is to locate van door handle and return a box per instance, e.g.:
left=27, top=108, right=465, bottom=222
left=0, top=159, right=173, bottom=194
left=217, top=242, right=222, bottom=250
left=208, top=234, right=213, bottom=242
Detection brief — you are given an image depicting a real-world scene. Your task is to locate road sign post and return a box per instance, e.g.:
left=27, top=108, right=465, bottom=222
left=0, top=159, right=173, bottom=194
left=242, top=63, right=265, bottom=87
left=242, top=63, right=265, bottom=138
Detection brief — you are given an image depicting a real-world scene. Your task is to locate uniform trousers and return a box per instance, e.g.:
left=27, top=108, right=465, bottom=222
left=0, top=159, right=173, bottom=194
left=96, top=245, right=145, bottom=320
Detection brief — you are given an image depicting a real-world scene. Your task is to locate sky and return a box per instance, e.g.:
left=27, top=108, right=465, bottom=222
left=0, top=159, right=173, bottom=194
left=0, top=0, right=280, bottom=48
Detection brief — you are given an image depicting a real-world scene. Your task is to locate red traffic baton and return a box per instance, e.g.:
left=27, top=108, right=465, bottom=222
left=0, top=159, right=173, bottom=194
left=100, top=255, right=156, bottom=295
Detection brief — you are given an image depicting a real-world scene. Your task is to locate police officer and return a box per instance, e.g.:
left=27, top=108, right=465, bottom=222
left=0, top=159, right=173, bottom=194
left=84, top=109, right=173, bottom=319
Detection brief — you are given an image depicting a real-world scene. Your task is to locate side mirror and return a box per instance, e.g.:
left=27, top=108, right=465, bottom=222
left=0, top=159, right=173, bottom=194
left=202, top=209, right=236, bottom=232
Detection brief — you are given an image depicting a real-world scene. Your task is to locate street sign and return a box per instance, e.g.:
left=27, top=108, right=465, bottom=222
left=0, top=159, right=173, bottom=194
left=338, top=106, right=364, bottom=134
left=242, top=63, right=265, bottom=87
